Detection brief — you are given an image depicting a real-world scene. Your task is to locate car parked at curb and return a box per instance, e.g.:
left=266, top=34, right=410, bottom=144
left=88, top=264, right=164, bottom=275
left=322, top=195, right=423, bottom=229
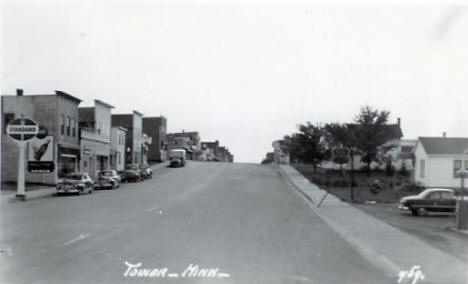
left=95, top=170, right=120, bottom=189
left=399, top=188, right=458, bottom=216
left=122, top=164, right=143, bottom=183
left=57, top=172, right=94, bottom=195
left=139, top=164, right=153, bottom=179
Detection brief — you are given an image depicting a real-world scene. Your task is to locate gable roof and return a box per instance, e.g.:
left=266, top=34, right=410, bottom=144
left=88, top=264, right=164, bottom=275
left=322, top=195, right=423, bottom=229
left=419, top=137, right=468, bottom=155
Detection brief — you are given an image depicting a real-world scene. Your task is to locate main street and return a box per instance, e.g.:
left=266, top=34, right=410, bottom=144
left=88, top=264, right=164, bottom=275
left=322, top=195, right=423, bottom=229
left=1, top=162, right=391, bottom=284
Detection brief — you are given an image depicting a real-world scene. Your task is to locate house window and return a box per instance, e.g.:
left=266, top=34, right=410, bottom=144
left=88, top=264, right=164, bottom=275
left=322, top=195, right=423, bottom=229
left=66, top=116, right=70, bottom=136
left=419, top=159, right=425, bottom=178
left=60, top=115, right=65, bottom=135
left=454, top=160, right=462, bottom=177
left=3, top=113, right=14, bottom=134
left=71, top=118, right=76, bottom=137
left=465, top=160, right=468, bottom=170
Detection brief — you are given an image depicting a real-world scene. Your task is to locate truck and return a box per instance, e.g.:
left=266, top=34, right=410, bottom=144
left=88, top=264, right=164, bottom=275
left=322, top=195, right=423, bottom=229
left=169, top=149, right=186, bottom=167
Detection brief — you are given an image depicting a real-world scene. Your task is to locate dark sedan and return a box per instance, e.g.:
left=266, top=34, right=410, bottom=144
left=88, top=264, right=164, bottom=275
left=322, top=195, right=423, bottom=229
left=121, top=164, right=143, bottom=183
left=399, top=188, right=457, bottom=216
left=95, top=170, right=121, bottom=189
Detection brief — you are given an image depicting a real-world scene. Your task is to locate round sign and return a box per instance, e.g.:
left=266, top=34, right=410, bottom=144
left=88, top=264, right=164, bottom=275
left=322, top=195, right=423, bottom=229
left=36, top=125, right=49, bottom=139
left=6, top=118, right=39, bottom=141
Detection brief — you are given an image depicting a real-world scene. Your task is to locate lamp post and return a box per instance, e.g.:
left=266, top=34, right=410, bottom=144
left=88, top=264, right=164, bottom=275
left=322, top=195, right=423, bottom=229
left=455, top=169, right=468, bottom=230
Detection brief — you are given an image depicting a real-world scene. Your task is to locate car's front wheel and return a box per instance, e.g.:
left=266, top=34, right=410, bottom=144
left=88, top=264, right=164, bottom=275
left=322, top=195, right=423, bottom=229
left=416, top=207, right=428, bottom=216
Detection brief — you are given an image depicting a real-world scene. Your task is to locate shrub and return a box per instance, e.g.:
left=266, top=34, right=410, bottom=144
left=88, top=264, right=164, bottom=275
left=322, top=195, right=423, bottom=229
left=385, top=161, right=395, bottom=176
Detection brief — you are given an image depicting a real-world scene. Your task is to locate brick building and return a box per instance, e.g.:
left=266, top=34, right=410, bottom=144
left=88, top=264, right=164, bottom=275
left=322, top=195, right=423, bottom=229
left=111, top=111, right=144, bottom=165
left=142, top=116, right=167, bottom=162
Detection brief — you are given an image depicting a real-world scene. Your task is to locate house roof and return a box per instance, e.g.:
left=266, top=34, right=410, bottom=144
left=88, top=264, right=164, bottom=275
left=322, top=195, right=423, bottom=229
left=419, top=137, right=468, bottom=155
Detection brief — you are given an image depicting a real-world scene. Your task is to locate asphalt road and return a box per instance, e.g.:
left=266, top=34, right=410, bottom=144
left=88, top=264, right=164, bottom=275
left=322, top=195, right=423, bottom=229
left=1, top=162, right=392, bottom=284
left=356, top=203, right=468, bottom=262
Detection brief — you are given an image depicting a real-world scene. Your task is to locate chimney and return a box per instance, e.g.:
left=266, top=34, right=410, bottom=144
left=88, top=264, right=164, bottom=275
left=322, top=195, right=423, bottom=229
left=443, top=132, right=446, bottom=138
left=16, top=89, right=23, bottom=96
left=397, top=117, right=401, bottom=126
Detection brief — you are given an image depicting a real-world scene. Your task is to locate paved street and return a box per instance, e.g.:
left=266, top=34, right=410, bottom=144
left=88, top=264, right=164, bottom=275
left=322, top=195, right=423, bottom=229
left=1, top=162, right=391, bottom=284
left=356, top=203, right=468, bottom=262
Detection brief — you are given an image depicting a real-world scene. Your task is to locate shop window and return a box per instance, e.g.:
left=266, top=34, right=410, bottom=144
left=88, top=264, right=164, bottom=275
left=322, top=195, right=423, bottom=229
left=3, top=113, right=14, bottom=134
left=71, top=118, right=76, bottom=137
left=60, top=115, right=65, bottom=135
left=66, top=116, right=70, bottom=136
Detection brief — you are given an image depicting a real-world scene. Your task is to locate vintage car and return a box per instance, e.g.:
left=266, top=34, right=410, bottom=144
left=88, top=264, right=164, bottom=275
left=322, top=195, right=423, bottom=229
left=95, top=170, right=121, bottom=189
left=169, top=149, right=186, bottom=167
left=57, top=172, right=94, bottom=195
left=139, top=164, right=153, bottom=179
left=121, top=164, right=143, bottom=183
left=399, top=188, right=458, bottom=216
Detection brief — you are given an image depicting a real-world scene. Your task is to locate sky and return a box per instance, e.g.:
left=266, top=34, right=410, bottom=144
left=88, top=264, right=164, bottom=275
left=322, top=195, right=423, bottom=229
left=2, top=0, right=468, bottom=163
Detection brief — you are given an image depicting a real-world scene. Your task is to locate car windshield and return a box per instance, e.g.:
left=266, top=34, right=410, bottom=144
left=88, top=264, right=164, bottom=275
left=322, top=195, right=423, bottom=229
left=65, top=174, right=83, bottom=180
left=126, top=165, right=138, bottom=170
left=99, top=171, right=113, bottom=176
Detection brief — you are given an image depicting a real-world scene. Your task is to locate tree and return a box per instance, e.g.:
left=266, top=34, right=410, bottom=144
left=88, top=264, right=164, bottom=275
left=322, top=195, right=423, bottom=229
left=352, top=106, right=395, bottom=176
left=324, top=123, right=360, bottom=175
left=288, top=123, right=330, bottom=173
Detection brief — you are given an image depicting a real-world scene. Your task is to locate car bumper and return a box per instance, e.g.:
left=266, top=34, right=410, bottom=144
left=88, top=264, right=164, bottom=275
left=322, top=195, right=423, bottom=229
left=398, top=205, right=410, bottom=211
left=57, top=187, right=80, bottom=194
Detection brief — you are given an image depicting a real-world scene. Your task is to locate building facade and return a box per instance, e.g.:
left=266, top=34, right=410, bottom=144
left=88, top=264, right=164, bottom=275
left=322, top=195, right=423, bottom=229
left=111, top=111, right=144, bottom=165
left=142, top=116, right=167, bottom=162
left=200, top=140, right=219, bottom=161
left=1, top=90, right=81, bottom=185
left=166, top=131, right=201, bottom=160
left=78, top=100, right=113, bottom=180
left=110, top=127, right=127, bottom=172
left=272, top=140, right=290, bottom=164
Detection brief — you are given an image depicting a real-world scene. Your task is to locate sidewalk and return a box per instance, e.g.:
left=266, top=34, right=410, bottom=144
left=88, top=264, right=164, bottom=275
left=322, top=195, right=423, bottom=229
left=1, top=186, right=56, bottom=203
left=279, top=165, right=467, bottom=284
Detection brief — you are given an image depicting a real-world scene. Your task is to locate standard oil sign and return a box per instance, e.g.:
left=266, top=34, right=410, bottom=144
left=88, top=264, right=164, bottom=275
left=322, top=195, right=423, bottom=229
left=6, top=118, right=39, bottom=141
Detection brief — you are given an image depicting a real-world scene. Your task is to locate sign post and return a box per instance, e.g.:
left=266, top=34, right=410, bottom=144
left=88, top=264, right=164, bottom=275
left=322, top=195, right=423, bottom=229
left=6, top=118, right=39, bottom=200
left=456, top=169, right=468, bottom=230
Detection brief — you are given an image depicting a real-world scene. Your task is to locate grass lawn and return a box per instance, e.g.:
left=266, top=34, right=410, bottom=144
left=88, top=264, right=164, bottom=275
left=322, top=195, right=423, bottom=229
left=293, top=164, right=420, bottom=203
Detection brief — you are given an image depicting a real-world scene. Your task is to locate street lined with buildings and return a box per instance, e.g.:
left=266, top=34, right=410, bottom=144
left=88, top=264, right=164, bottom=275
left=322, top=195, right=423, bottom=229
left=1, top=162, right=393, bottom=284
left=2, top=89, right=234, bottom=189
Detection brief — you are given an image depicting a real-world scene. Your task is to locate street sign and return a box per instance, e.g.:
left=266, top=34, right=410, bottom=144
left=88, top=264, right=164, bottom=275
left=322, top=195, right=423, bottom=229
left=332, top=147, right=350, bottom=164
left=6, top=118, right=39, bottom=141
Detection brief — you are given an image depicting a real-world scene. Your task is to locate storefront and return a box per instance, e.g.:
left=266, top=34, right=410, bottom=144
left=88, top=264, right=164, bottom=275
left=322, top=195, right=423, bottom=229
left=57, top=143, right=80, bottom=178
left=80, top=140, right=110, bottom=180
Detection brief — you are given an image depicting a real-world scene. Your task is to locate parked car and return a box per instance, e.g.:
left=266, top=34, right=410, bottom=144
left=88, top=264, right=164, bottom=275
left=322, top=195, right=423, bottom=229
left=139, top=164, right=153, bottom=179
left=57, top=172, right=94, bottom=195
left=399, top=188, right=457, bottom=216
left=122, top=164, right=142, bottom=182
left=95, top=170, right=120, bottom=189
left=169, top=149, right=186, bottom=167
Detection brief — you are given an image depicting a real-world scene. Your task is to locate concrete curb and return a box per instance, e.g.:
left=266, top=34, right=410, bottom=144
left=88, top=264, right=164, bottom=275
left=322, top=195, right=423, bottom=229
left=279, top=164, right=468, bottom=284
left=1, top=188, right=56, bottom=203
left=447, top=227, right=468, bottom=237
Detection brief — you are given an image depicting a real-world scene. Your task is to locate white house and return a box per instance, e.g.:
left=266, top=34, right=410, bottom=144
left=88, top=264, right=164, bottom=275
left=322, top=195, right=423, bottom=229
left=272, top=140, right=290, bottom=164
left=414, top=137, right=468, bottom=188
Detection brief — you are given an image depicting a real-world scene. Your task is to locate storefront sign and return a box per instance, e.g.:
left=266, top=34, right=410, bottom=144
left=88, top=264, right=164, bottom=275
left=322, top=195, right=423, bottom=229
left=28, top=136, right=55, bottom=173
left=83, top=147, right=92, bottom=155
left=28, top=161, right=55, bottom=173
